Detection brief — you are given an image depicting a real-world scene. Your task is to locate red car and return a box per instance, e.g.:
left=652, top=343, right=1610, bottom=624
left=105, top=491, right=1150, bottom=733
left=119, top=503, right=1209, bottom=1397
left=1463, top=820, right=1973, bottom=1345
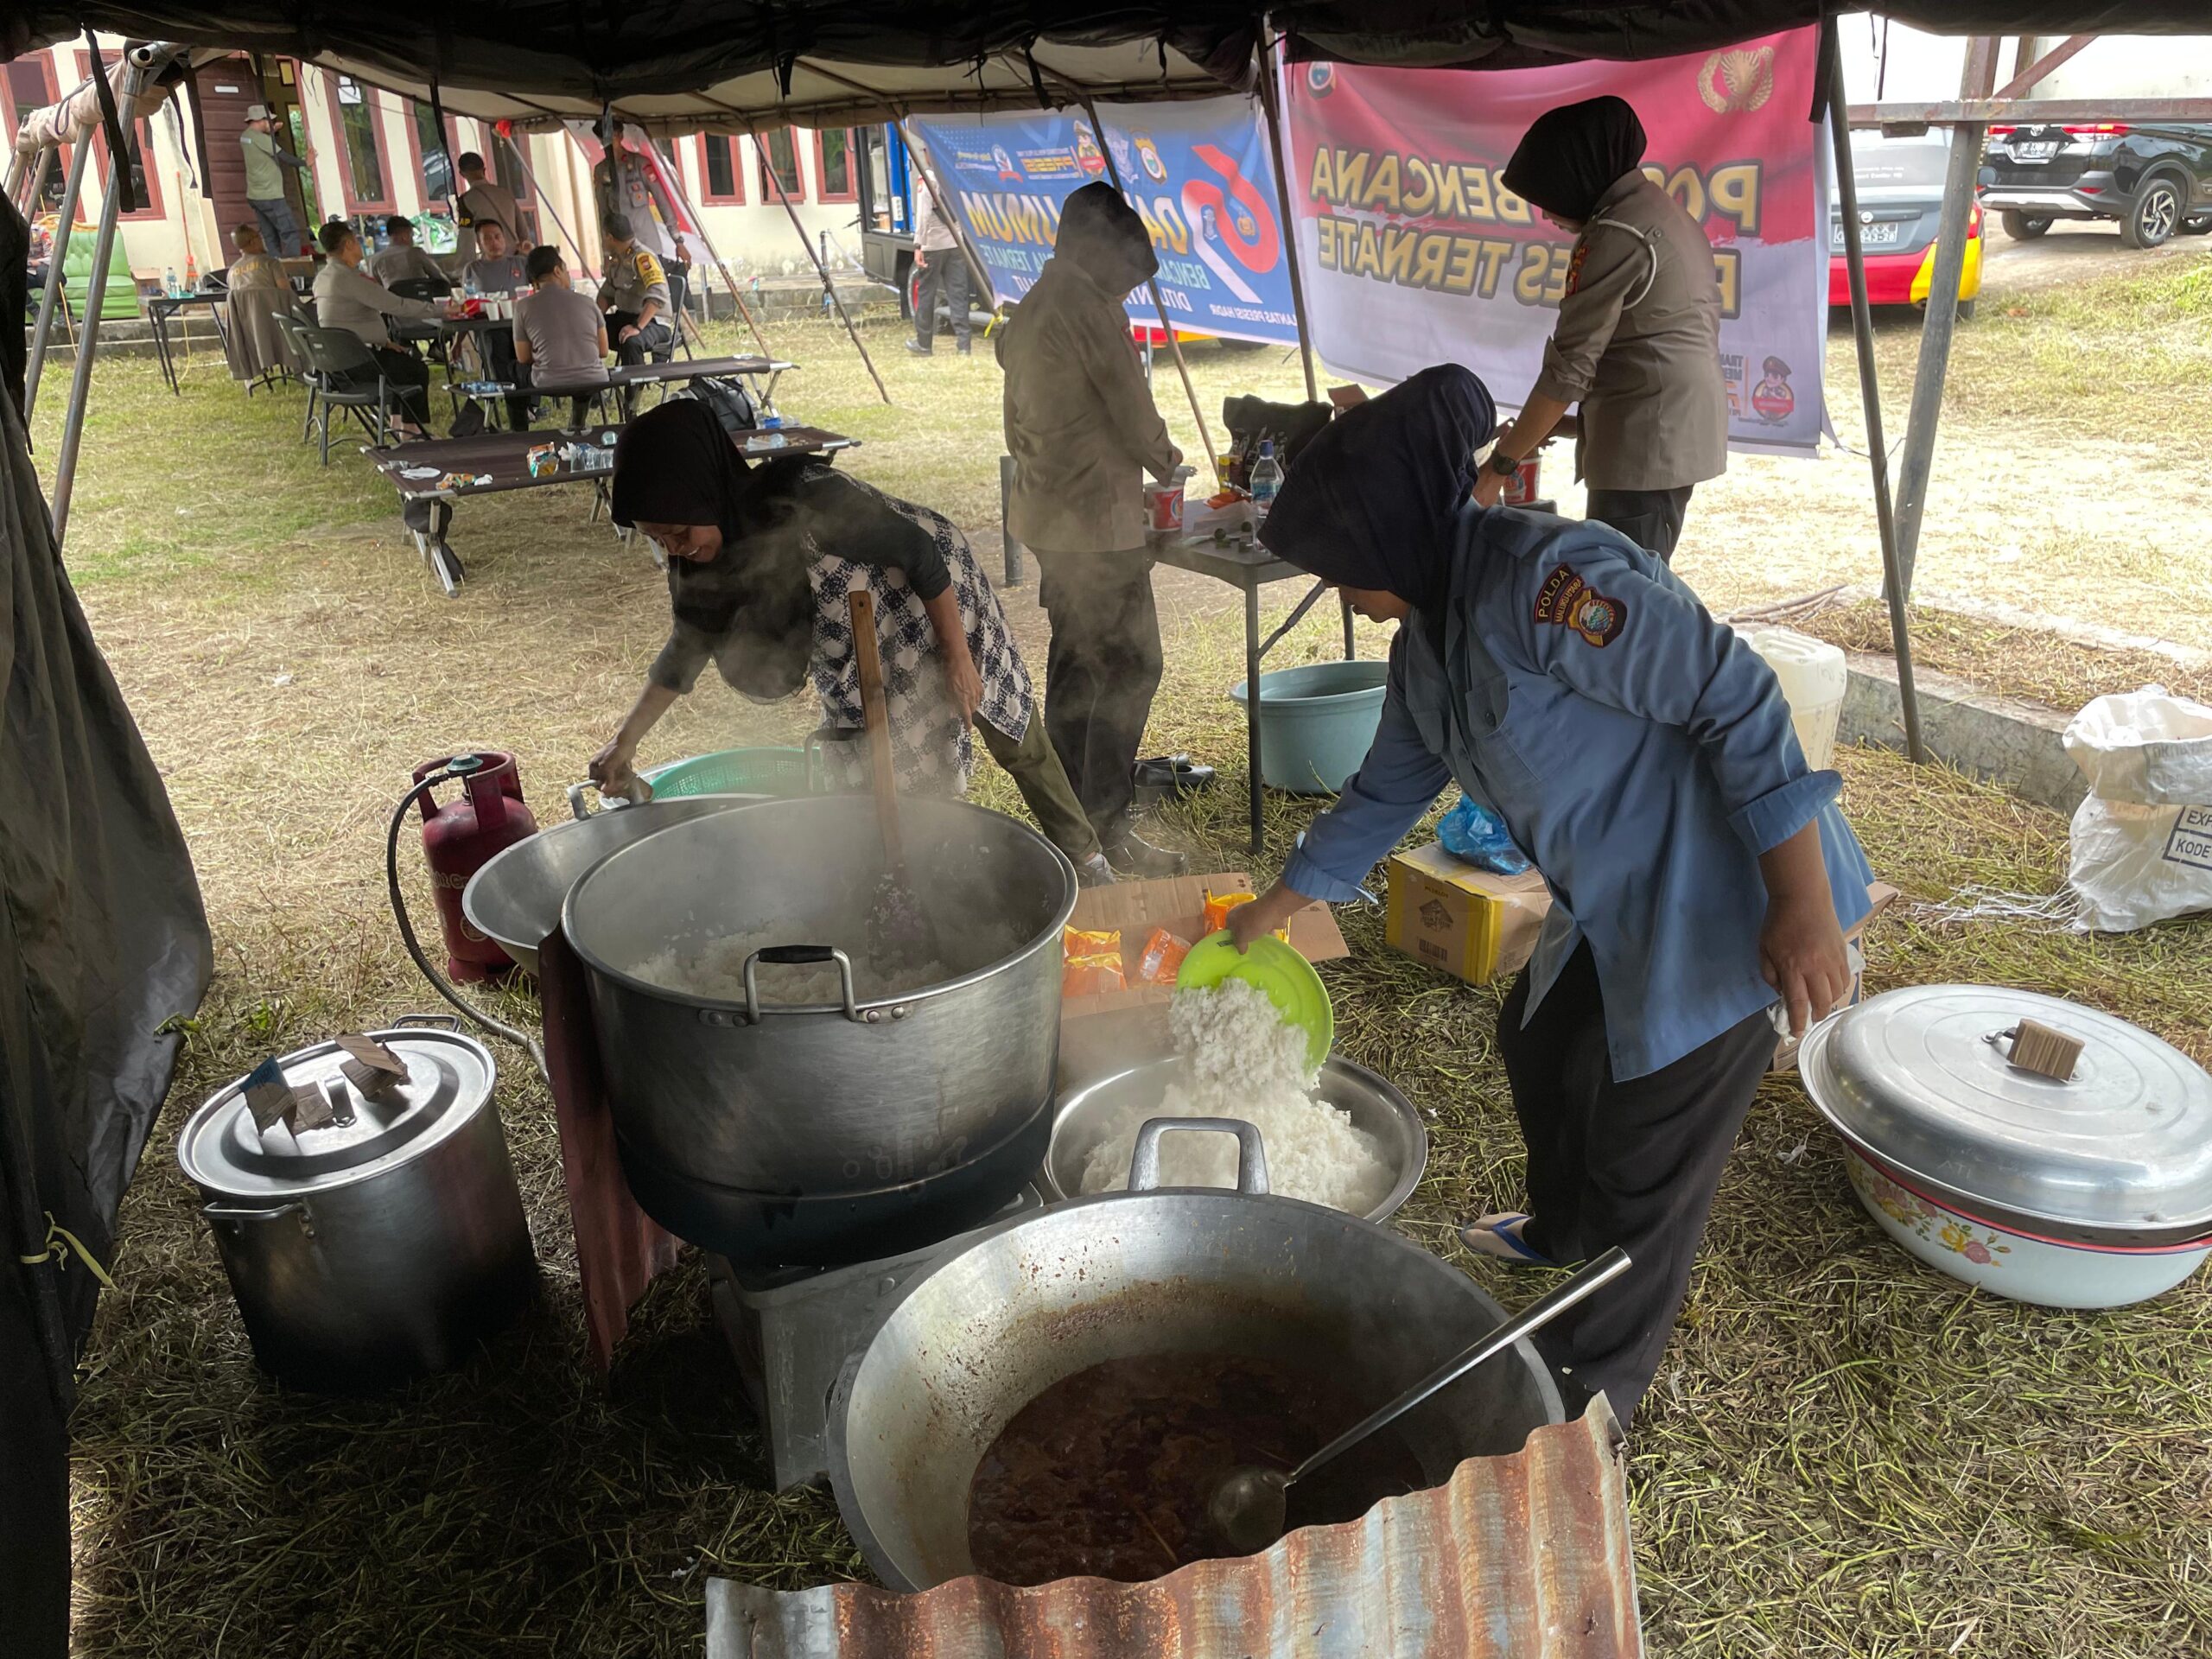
left=1827, top=130, right=1985, bottom=317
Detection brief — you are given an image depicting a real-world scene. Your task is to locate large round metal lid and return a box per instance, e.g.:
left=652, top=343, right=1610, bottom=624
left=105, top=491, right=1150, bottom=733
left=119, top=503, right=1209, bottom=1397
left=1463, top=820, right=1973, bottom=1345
left=1801, top=985, right=2212, bottom=1240
left=176, top=1027, right=497, bottom=1199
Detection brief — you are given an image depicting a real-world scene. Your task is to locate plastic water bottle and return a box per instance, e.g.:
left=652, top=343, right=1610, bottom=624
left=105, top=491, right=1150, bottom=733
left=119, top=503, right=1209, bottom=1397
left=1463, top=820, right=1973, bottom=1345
left=162, top=265, right=179, bottom=296
left=1249, top=439, right=1283, bottom=522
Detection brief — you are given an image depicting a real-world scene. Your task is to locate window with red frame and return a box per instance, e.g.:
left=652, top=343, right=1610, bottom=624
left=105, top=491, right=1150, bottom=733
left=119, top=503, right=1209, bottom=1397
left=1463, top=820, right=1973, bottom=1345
left=696, top=133, right=744, bottom=204
left=814, top=128, right=858, bottom=203
left=3, top=56, right=67, bottom=213
left=757, top=128, right=804, bottom=203
left=73, top=49, right=164, bottom=219
left=321, top=73, right=393, bottom=212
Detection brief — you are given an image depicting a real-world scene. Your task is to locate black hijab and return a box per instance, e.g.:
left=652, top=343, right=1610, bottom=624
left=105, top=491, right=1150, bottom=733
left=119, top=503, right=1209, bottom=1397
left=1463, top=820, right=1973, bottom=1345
left=1502, top=96, right=1648, bottom=222
left=1053, top=181, right=1160, bottom=296
left=1257, top=365, right=1497, bottom=618
left=611, top=398, right=815, bottom=702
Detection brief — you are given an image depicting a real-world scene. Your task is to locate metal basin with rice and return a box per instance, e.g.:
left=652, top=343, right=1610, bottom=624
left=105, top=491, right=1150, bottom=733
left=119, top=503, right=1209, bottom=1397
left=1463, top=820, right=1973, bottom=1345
left=462, top=795, right=763, bottom=974
left=1041, top=1052, right=1427, bottom=1223
left=829, top=1122, right=1562, bottom=1591
left=562, top=796, right=1076, bottom=1203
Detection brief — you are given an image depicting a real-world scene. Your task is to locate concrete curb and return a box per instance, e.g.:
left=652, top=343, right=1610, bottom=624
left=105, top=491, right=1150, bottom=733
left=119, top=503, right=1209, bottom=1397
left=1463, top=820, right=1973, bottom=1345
left=1841, top=651, right=2086, bottom=815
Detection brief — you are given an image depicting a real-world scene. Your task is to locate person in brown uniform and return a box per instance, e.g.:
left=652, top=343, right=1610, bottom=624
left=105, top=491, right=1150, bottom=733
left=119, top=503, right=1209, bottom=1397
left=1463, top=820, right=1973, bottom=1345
left=1473, top=97, right=1727, bottom=563
left=995, top=182, right=1185, bottom=876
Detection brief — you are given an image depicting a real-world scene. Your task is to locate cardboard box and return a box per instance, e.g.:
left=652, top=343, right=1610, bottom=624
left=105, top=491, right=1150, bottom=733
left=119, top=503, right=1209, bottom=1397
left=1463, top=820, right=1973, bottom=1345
left=1059, top=871, right=1347, bottom=1020
left=1384, top=842, right=1551, bottom=986
left=1770, top=880, right=1899, bottom=1071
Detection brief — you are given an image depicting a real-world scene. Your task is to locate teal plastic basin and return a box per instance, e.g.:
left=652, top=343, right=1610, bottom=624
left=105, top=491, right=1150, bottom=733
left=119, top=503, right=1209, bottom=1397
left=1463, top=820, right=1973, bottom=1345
left=642, top=746, right=811, bottom=798
left=1230, top=659, right=1390, bottom=795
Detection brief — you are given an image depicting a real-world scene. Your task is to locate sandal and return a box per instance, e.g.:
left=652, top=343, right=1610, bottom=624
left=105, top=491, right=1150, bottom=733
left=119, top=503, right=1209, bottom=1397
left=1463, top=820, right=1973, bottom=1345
left=1459, top=1212, right=1556, bottom=1266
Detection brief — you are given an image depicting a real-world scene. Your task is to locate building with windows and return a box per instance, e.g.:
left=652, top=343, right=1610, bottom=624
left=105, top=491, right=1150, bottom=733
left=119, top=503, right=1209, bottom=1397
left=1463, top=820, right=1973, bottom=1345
left=4, top=36, right=874, bottom=296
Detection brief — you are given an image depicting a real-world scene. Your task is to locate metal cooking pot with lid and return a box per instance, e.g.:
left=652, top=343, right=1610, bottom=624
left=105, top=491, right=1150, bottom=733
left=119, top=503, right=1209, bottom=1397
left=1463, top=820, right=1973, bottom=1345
left=1801, top=984, right=2212, bottom=1246
left=176, top=1021, right=536, bottom=1391
left=562, top=795, right=1076, bottom=1203
left=828, top=1120, right=1565, bottom=1592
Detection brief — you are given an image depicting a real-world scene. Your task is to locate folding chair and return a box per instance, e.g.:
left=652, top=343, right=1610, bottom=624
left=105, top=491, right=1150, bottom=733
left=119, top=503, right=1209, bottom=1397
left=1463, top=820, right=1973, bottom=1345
left=289, top=324, right=414, bottom=465
left=274, top=311, right=322, bottom=442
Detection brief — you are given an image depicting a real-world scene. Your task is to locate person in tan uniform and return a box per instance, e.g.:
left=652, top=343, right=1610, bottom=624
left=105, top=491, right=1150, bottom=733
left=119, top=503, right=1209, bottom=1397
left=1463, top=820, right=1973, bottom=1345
left=1474, top=97, right=1727, bottom=563
left=996, top=182, right=1185, bottom=876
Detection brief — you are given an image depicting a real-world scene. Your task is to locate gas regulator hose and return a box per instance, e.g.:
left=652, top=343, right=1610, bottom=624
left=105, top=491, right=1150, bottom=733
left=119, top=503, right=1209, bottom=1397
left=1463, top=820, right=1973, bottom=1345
left=385, top=765, right=548, bottom=1078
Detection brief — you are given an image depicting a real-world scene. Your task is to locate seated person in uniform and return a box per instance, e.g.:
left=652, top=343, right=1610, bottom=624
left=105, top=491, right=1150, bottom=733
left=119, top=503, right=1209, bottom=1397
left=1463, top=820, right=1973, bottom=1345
left=512, top=244, right=610, bottom=429
left=367, top=215, right=449, bottom=291
left=310, top=220, right=444, bottom=439
left=226, top=222, right=288, bottom=291
left=594, top=213, right=673, bottom=367
left=462, top=219, right=528, bottom=296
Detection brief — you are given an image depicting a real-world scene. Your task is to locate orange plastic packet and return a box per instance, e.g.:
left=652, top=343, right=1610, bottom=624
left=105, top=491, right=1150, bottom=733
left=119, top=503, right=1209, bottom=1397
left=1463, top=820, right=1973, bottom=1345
left=1064, top=926, right=1121, bottom=961
left=1202, top=891, right=1255, bottom=934
left=1136, top=927, right=1190, bottom=985
left=1062, top=953, right=1127, bottom=995
left=1202, top=891, right=1288, bottom=944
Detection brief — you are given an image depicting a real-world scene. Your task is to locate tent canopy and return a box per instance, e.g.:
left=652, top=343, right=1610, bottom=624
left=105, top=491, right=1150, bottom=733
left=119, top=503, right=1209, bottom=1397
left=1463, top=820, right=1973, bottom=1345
left=12, top=3, right=2212, bottom=135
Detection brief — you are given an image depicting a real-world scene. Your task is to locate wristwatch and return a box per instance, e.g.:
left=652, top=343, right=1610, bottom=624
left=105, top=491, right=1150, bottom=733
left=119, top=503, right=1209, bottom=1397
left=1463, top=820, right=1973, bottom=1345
left=1486, top=448, right=1522, bottom=478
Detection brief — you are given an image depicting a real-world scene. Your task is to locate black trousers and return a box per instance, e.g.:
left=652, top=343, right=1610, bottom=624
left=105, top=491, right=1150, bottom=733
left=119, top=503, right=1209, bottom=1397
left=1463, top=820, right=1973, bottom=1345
left=365, top=345, right=432, bottom=427
left=485, top=328, right=531, bottom=429
left=1031, top=546, right=1163, bottom=845
left=915, top=251, right=972, bottom=349
left=1586, top=485, right=1694, bottom=563
left=1498, top=940, right=1775, bottom=1426
left=608, top=311, right=674, bottom=366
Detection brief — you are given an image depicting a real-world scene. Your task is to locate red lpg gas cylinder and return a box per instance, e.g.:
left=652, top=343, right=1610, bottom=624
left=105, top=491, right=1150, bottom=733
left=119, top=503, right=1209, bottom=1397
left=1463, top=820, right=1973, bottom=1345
left=414, top=752, right=537, bottom=982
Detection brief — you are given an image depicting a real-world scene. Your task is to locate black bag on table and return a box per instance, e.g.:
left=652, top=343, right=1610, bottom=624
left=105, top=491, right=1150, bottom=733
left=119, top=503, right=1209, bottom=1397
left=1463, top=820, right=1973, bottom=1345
left=682, top=377, right=759, bottom=435
left=1220, top=395, right=1332, bottom=491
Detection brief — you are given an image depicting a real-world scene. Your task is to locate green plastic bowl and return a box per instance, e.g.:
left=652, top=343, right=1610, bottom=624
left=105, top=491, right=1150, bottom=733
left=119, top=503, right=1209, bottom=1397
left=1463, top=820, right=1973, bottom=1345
left=643, top=747, right=811, bottom=799
left=1176, top=931, right=1334, bottom=1071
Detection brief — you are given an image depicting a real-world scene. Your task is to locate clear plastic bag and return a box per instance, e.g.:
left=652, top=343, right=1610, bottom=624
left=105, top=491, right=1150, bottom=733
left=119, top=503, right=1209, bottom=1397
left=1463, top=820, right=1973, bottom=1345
left=1437, top=796, right=1531, bottom=875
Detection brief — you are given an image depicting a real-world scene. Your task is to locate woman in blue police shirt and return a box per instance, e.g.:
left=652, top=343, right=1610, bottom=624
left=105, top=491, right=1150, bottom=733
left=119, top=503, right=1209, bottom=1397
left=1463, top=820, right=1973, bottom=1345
left=1227, top=365, right=1873, bottom=1424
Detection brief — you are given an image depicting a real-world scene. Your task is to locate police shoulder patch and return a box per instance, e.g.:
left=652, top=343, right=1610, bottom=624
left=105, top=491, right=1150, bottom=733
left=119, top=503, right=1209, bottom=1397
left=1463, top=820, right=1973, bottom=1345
left=1535, top=563, right=1626, bottom=647
left=1564, top=241, right=1590, bottom=297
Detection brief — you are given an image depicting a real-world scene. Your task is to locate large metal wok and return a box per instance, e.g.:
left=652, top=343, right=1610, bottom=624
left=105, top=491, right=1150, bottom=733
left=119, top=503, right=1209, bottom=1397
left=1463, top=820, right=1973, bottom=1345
left=562, top=795, right=1077, bottom=1205
left=828, top=1121, right=1566, bottom=1591
left=462, top=794, right=763, bottom=974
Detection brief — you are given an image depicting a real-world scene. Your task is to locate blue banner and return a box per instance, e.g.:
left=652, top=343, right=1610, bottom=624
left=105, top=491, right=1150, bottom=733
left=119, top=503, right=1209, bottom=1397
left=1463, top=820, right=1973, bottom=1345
left=909, top=99, right=1299, bottom=344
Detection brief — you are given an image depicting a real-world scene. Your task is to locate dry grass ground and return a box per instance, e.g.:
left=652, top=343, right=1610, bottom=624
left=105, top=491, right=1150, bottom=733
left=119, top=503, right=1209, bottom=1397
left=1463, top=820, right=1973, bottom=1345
left=31, top=268, right=2212, bottom=1656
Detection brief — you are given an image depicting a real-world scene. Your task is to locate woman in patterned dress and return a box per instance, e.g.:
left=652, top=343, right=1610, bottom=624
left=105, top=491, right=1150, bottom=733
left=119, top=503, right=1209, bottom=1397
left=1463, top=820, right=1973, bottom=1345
left=594, top=398, right=1109, bottom=882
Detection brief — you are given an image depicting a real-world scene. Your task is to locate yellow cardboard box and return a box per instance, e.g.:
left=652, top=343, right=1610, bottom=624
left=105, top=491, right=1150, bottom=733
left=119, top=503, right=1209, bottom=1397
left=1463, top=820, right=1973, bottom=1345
left=1385, top=842, right=1550, bottom=985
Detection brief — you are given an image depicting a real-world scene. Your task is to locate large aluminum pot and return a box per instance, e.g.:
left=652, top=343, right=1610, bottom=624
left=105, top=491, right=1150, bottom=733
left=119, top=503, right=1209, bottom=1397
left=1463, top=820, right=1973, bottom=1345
left=462, top=793, right=764, bottom=974
left=829, top=1120, right=1565, bottom=1591
left=563, top=796, right=1077, bottom=1197
left=175, top=1021, right=536, bottom=1392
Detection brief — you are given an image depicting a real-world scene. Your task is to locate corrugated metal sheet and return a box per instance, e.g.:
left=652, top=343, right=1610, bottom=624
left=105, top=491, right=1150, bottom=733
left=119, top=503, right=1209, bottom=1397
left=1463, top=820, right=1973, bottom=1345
left=706, top=1405, right=1640, bottom=1659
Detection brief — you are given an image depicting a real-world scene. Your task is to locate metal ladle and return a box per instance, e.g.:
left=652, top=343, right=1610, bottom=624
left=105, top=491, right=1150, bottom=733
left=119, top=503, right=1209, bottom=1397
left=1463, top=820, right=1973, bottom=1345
left=1208, top=1244, right=1634, bottom=1554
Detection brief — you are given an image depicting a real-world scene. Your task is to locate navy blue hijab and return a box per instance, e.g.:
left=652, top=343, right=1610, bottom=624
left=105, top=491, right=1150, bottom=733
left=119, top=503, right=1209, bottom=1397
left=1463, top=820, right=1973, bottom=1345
left=1257, top=365, right=1497, bottom=616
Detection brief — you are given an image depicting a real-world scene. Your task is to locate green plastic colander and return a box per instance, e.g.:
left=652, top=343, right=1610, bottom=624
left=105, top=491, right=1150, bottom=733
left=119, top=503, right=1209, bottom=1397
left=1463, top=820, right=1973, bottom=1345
left=1177, top=931, right=1335, bottom=1071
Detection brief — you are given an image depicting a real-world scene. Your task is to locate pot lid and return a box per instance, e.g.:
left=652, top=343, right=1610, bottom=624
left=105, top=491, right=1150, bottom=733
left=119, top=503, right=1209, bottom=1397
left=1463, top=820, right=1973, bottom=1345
left=177, top=1027, right=496, bottom=1199
left=1801, top=985, right=2212, bottom=1237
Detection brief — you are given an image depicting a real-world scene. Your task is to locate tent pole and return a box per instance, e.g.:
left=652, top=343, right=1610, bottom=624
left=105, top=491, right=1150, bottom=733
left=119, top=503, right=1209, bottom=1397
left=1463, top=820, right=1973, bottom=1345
left=3, top=147, right=31, bottom=210
left=766, top=154, right=890, bottom=404
left=655, top=147, right=776, bottom=359
left=1255, top=41, right=1319, bottom=405
left=1890, top=35, right=1999, bottom=594
left=1078, top=94, right=1224, bottom=491
left=26, top=135, right=94, bottom=423
left=51, top=63, right=145, bottom=547
left=1825, top=22, right=1925, bottom=765
left=893, top=121, right=997, bottom=320
left=505, top=132, right=592, bottom=278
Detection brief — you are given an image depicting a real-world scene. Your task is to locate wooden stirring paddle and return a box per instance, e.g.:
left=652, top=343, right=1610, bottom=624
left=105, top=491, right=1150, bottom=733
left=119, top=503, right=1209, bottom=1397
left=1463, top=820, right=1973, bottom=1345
left=847, top=590, right=938, bottom=961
